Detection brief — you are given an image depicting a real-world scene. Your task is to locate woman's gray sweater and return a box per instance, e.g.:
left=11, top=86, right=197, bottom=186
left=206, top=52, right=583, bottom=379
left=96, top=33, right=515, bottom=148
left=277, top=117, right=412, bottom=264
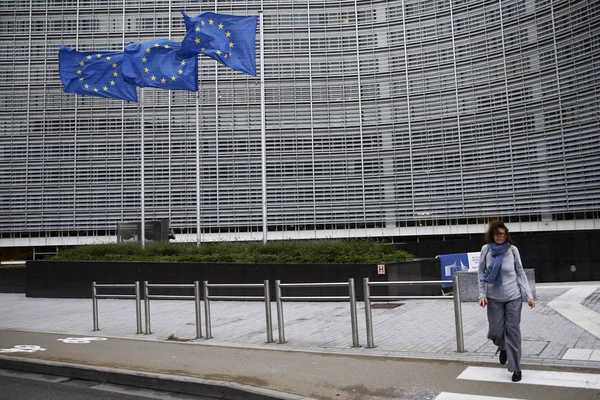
left=477, top=244, right=533, bottom=302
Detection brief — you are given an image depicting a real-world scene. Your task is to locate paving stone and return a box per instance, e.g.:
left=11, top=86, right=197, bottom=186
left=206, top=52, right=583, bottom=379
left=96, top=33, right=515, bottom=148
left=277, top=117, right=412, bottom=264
left=1, top=282, right=599, bottom=370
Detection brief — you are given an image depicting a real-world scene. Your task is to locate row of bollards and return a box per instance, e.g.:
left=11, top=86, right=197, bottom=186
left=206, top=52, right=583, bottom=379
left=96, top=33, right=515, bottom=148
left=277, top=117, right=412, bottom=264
left=92, top=277, right=464, bottom=352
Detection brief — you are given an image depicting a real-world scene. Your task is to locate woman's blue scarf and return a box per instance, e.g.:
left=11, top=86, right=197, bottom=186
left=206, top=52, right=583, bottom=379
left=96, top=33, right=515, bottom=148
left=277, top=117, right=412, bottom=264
left=480, top=242, right=511, bottom=286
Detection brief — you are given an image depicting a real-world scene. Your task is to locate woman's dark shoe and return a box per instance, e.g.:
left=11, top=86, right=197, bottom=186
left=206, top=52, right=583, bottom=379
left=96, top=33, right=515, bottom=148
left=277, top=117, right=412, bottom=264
left=512, top=371, right=522, bottom=382
left=499, top=350, right=507, bottom=365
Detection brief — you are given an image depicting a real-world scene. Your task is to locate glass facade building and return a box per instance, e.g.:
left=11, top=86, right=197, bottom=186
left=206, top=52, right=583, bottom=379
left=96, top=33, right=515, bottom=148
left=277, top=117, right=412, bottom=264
left=1, top=0, right=599, bottom=249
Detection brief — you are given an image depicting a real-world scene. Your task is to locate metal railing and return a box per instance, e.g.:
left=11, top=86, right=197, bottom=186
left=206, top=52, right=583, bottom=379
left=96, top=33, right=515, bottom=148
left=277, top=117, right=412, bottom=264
left=203, top=280, right=274, bottom=343
left=275, top=279, right=359, bottom=347
left=143, top=281, right=202, bottom=338
left=363, top=275, right=464, bottom=352
left=92, top=281, right=142, bottom=334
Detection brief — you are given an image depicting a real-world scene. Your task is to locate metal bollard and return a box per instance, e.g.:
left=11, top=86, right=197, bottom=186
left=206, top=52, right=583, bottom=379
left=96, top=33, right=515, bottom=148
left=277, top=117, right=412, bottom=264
left=203, top=281, right=212, bottom=339
left=349, top=278, right=359, bottom=347
left=453, top=274, right=465, bottom=353
left=135, top=281, right=142, bottom=334
left=144, top=281, right=151, bottom=334
left=275, top=280, right=285, bottom=343
left=364, top=277, right=375, bottom=348
left=92, top=282, right=99, bottom=331
left=194, top=281, right=202, bottom=339
left=264, top=280, right=274, bottom=343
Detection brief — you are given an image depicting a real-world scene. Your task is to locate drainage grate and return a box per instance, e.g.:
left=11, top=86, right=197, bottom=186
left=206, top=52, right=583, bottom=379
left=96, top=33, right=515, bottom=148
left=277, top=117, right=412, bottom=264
left=371, top=303, right=404, bottom=309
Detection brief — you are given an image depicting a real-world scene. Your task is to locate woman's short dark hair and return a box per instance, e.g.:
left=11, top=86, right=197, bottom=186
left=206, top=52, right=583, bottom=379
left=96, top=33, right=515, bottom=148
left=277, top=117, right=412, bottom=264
left=485, top=219, right=512, bottom=244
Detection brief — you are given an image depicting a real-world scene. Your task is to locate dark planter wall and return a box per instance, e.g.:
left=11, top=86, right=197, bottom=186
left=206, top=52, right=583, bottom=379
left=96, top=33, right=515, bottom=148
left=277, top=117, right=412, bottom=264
left=0, top=268, right=25, bottom=293
left=22, top=230, right=598, bottom=299
left=394, top=230, right=600, bottom=282
left=25, top=259, right=440, bottom=300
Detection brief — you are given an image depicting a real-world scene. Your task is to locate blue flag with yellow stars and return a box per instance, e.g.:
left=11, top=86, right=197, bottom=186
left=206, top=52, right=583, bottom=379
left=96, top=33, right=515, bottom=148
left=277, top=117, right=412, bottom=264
left=122, top=38, right=198, bottom=92
left=58, top=46, right=138, bottom=102
left=178, top=11, right=258, bottom=76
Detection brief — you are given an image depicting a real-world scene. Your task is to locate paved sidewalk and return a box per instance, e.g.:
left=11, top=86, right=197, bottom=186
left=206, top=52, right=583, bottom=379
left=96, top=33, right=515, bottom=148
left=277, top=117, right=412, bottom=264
left=1, top=281, right=599, bottom=370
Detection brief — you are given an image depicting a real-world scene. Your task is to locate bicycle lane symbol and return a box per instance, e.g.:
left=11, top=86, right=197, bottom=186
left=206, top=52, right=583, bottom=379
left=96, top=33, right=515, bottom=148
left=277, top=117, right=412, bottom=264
left=0, top=337, right=107, bottom=353
left=0, top=345, right=46, bottom=353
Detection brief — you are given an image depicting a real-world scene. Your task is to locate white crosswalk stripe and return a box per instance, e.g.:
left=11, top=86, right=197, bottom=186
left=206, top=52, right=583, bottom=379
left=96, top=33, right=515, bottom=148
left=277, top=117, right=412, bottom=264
left=435, top=393, right=528, bottom=400
left=457, top=366, right=600, bottom=390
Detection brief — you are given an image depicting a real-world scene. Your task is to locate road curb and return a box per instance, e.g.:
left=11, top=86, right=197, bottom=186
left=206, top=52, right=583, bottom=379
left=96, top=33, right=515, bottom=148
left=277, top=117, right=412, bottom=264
left=0, top=355, right=316, bottom=400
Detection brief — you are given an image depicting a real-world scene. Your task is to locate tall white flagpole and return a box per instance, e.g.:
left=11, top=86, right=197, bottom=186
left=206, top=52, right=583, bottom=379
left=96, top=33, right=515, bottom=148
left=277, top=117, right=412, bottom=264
left=140, top=88, right=146, bottom=248
left=259, top=11, right=267, bottom=244
left=196, top=91, right=201, bottom=247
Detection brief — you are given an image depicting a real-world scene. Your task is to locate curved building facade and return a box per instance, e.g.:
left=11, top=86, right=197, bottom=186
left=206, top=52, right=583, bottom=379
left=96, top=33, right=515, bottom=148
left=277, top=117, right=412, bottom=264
left=0, top=0, right=599, bottom=250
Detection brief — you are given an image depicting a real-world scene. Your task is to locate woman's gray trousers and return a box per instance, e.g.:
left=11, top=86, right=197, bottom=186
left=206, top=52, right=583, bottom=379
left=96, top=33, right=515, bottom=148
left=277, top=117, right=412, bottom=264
left=487, top=297, right=523, bottom=372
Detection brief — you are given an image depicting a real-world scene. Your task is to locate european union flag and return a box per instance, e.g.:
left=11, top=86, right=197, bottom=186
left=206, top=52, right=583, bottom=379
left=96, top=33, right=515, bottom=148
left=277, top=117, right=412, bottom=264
left=122, top=38, right=198, bottom=92
left=178, top=11, right=258, bottom=76
left=58, top=46, right=138, bottom=102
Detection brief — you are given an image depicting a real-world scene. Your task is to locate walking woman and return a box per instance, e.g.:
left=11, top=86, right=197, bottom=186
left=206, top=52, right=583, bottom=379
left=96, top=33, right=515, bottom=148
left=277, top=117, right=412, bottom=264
left=478, top=220, right=535, bottom=382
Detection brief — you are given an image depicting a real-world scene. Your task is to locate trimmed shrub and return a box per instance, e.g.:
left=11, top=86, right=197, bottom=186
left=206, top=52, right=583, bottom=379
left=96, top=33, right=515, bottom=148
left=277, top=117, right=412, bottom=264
left=49, top=240, right=413, bottom=264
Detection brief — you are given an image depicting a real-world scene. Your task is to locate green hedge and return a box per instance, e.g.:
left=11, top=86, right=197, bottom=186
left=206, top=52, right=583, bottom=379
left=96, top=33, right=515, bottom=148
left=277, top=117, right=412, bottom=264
left=48, top=240, right=413, bottom=264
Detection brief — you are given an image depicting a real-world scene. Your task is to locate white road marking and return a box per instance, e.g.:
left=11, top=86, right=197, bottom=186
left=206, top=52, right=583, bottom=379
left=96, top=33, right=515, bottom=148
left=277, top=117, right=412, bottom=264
left=435, top=393, right=529, bottom=400
left=57, top=337, right=107, bottom=344
left=547, top=286, right=600, bottom=339
left=0, top=345, right=46, bottom=353
left=457, top=366, right=600, bottom=390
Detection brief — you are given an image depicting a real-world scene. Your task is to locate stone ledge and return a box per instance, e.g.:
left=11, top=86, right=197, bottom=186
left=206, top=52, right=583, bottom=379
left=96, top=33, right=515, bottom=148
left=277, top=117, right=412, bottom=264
left=455, top=269, right=536, bottom=302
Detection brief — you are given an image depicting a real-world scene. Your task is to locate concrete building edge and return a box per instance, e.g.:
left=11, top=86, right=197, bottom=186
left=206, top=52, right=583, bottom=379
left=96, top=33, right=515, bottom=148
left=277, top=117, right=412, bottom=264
left=0, top=355, right=316, bottom=400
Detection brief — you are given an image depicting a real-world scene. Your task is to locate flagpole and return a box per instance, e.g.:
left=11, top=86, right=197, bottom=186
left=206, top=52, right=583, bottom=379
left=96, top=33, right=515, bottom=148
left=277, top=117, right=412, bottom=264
left=259, top=11, right=267, bottom=244
left=196, top=91, right=201, bottom=247
left=140, top=88, right=146, bottom=248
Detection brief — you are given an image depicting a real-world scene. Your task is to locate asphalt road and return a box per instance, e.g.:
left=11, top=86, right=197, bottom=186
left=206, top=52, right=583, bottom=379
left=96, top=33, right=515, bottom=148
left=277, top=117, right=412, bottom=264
left=1, top=330, right=599, bottom=400
left=0, top=369, right=213, bottom=400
